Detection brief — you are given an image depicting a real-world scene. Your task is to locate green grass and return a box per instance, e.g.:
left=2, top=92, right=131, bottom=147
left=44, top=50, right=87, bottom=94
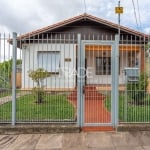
left=105, top=94, right=150, bottom=122
left=0, top=94, right=75, bottom=121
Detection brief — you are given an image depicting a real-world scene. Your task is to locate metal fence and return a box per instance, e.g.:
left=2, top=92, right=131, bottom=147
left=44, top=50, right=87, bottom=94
left=0, top=33, right=12, bottom=123
left=0, top=32, right=77, bottom=124
left=0, top=32, right=150, bottom=126
left=119, top=34, right=150, bottom=123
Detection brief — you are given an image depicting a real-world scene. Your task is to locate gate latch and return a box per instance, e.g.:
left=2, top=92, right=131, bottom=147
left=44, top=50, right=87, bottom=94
left=83, top=86, right=85, bottom=94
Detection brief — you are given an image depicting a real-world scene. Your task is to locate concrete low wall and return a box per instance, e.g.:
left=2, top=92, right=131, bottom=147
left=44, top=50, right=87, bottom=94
left=117, top=124, right=150, bottom=131
left=0, top=124, right=80, bottom=134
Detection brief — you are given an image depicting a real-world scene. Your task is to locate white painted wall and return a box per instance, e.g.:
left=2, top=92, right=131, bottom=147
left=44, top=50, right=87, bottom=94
left=22, top=44, right=76, bottom=89
left=22, top=44, right=140, bottom=88
left=85, top=50, right=140, bottom=84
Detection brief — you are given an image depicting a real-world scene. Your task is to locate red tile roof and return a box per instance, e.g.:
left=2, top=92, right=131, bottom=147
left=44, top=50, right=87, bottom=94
left=18, top=13, right=148, bottom=39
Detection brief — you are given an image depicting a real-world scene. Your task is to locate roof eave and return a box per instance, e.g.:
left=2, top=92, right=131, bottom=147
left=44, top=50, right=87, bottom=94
left=13, top=13, right=149, bottom=40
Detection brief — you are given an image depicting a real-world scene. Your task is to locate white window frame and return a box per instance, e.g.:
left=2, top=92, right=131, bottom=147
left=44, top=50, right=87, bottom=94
left=37, top=51, right=60, bottom=73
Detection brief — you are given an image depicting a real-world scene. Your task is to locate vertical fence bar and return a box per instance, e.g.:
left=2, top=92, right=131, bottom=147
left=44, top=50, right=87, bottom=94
left=12, top=32, right=17, bottom=126
left=80, top=41, right=85, bottom=127
left=77, top=34, right=81, bottom=127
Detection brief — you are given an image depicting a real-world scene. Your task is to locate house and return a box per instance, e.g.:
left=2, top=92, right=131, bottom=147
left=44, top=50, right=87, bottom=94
left=16, top=13, right=148, bottom=89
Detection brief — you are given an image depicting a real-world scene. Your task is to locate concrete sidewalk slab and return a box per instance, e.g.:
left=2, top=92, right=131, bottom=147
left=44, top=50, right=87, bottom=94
left=62, top=133, right=86, bottom=150
left=0, top=131, right=149, bottom=150
left=143, top=146, right=150, bottom=150
left=111, top=132, right=142, bottom=147
left=0, top=135, right=18, bottom=150
left=88, top=148, right=116, bottom=150
left=6, top=134, right=40, bottom=150
left=139, top=131, right=150, bottom=146
left=36, top=134, right=63, bottom=150
left=116, top=146, right=144, bottom=150
left=86, top=132, right=114, bottom=149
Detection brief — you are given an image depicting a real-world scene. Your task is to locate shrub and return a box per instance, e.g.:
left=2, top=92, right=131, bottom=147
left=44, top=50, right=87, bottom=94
left=127, top=73, right=148, bottom=105
left=28, top=68, right=50, bottom=103
left=32, top=87, right=45, bottom=103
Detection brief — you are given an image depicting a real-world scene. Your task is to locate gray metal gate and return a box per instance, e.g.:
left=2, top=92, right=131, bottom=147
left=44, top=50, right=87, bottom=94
left=77, top=35, right=119, bottom=128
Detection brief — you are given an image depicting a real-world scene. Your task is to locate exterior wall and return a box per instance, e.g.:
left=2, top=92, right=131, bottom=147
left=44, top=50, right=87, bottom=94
left=20, top=20, right=144, bottom=87
left=22, top=44, right=76, bottom=89
left=85, top=50, right=140, bottom=84
left=86, top=50, right=111, bottom=84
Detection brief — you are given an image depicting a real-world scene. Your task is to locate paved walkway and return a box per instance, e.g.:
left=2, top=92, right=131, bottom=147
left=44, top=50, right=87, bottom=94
left=0, top=95, right=12, bottom=105
left=0, top=91, right=29, bottom=105
left=68, top=86, right=111, bottom=124
left=0, top=131, right=150, bottom=150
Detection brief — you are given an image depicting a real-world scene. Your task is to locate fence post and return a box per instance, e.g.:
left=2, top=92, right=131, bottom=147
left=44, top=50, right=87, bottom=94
left=114, top=34, right=119, bottom=127
left=12, top=32, right=17, bottom=126
left=77, top=34, right=81, bottom=127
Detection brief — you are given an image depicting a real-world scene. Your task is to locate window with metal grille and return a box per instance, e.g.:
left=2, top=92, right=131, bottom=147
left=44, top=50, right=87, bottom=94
left=96, top=57, right=111, bottom=75
left=38, top=51, right=60, bottom=73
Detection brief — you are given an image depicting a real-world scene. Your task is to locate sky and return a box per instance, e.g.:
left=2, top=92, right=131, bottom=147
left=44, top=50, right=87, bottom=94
left=0, top=0, right=150, bottom=34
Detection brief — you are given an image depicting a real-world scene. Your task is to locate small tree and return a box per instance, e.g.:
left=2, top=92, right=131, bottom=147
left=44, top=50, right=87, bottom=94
left=127, top=73, right=148, bottom=105
left=28, top=68, right=50, bottom=103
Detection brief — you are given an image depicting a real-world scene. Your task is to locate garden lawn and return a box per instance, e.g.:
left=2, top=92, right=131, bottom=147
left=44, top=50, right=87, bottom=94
left=0, top=94, right=75, bottom=121
left=105, top=94, right=150, bottom=122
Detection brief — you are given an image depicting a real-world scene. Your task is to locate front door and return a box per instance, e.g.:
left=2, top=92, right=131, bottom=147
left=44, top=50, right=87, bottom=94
left=78, top=36, right=119, bottom=129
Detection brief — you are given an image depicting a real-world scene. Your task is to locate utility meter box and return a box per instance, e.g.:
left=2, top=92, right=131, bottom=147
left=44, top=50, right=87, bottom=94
left=124, top=67, right=139, bottom=82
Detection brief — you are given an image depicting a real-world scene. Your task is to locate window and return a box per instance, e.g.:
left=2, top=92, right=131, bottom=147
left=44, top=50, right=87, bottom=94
left=96, top=57, right=111, bottom=75
left=38, top=51, right=60, bottom=73
left=128, top=52, right=138, bottom=67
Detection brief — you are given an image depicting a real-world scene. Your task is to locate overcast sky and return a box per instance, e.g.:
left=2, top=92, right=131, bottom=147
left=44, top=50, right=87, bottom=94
left=0, top=0, right=150, bottom=34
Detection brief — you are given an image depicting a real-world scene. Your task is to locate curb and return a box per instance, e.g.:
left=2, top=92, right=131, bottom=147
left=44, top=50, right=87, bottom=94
left=0, top=124, right=80, bottom=134
left=117, top=124, right=150, bottom=131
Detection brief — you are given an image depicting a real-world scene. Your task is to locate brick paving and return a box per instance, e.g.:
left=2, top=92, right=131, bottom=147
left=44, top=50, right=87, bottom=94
left=68, top=85, right=111, bottom=124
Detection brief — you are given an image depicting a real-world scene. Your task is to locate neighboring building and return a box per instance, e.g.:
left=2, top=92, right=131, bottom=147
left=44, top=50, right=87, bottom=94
left=16, top=13, right=148, bottom=89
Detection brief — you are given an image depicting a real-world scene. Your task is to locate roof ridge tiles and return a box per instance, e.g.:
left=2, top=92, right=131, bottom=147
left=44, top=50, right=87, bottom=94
left=18, top=13, right=148, bottom=39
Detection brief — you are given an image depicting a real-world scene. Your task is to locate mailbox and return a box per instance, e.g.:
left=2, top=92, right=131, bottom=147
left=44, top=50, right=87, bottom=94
left=124, top=67, right=139, bottom=82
